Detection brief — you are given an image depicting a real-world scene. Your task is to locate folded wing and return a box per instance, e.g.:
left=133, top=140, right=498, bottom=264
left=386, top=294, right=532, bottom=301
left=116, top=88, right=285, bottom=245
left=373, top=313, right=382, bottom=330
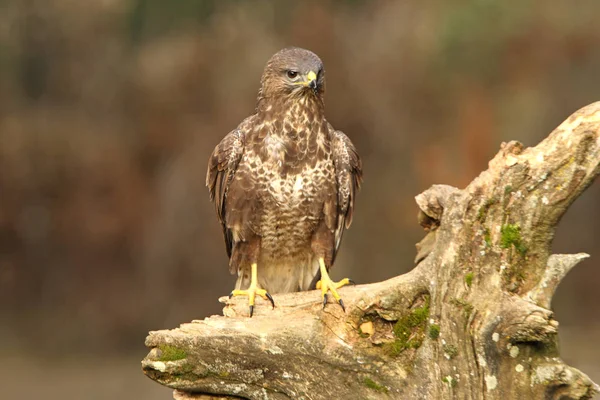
left=206, top=128, right=245, bottom=258
left=330, top=129, right=363, bottom=262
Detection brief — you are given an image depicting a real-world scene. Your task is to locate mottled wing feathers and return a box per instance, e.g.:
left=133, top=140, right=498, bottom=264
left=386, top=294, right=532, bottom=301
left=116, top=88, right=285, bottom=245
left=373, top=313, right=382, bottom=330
left=330, top=129, right=363, bottom=261
left=206, top=128, right=245, bottom=257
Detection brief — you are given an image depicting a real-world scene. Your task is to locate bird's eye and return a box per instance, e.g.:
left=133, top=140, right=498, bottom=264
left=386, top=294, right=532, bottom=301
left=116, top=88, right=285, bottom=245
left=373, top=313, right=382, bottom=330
left=286, top=70, right=298, bottom=79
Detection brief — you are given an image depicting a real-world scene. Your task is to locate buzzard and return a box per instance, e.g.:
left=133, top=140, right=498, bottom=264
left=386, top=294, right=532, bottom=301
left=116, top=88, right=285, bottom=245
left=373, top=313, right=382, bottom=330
left=206, top=47, right=362, bottom=316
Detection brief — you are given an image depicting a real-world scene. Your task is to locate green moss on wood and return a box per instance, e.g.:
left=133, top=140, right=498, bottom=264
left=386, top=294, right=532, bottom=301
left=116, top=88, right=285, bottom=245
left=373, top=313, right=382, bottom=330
left=442, top=376, right=458, bottom=388
left=477, top=197, right=498, bottom=222
left=363, top=377, right=388, bottom=393
left=385, top=296, right=430, bottom=356
left=450, top=298, right=474, bottom=317
left=443, top=344, right=458, bottom=359
left=169, top=362, right=205, bottom=382
left=464, top=272, right=474, bottom=287
left=500, top=223, right=527, bottom=255
left=483, top=228, right=492, bottom=247
left=429, top=324, right=440, bottom=339
left=157, top=344, right=187, bottom=362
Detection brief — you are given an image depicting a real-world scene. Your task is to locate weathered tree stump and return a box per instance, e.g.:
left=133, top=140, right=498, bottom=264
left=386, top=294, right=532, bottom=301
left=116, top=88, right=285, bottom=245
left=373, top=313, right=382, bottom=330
left=142, top=102, right=600, bottom=399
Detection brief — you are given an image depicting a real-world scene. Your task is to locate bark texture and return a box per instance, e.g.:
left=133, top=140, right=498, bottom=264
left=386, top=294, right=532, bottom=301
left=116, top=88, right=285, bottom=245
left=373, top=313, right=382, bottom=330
left=142, top=102, right=600, bottom=399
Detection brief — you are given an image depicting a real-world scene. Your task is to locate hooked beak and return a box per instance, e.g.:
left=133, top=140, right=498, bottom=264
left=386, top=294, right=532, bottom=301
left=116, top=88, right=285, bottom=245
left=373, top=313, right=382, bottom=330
left=306, top=70, right=318, bottom=91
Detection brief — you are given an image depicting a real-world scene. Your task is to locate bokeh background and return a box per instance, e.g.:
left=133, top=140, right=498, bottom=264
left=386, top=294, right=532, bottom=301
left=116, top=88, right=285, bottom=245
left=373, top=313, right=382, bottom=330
left=1, top=1, right=599, bottom=399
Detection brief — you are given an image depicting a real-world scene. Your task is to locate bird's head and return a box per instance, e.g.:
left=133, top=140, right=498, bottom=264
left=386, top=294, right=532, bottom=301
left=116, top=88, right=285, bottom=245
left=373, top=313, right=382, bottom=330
left=258, top=47, right=325, bottom=103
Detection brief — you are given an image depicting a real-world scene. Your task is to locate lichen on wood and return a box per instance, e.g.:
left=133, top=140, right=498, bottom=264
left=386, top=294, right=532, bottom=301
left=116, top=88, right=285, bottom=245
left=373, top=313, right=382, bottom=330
left=142, top=102, right=600, bottom=399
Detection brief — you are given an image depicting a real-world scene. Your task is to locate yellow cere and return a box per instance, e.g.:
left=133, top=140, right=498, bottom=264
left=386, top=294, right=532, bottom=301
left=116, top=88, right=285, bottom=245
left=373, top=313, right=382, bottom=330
left=306, top=71, right=317, bottom=83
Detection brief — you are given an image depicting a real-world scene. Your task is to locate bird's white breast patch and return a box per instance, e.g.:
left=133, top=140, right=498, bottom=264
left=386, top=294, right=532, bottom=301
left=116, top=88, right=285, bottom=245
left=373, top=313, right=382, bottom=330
left=293, top=175, right=304, bottom=192
left=263, top=135, right=286, bottom=167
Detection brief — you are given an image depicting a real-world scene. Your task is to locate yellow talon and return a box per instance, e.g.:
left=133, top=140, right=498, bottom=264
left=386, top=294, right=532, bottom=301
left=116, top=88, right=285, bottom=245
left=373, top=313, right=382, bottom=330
left=229, top=263, right=274, bottom=317
left=316, top=277, right=352, bottom=290
left=316, top=258, right=352, bottom=312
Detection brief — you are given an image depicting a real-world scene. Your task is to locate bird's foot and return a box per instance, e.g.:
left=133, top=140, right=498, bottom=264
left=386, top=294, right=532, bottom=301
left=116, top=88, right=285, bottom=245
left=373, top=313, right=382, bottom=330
left=316, top=276, right=353, bottom=312
left=229, top=286, right=274, bottom=317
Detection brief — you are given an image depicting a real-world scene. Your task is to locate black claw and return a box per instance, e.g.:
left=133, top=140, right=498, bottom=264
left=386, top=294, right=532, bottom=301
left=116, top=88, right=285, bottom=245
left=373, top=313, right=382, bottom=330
left=348, top=279, right=356, bottom=285
left=249, top=305, right=254, bottom=318
left=229, top=292, right=234, bottom=299
left=323, top=293, right=329, bottom=309
left=338, top=298, right=346, bottom=312
left=266, top=292, right=275, bottom=309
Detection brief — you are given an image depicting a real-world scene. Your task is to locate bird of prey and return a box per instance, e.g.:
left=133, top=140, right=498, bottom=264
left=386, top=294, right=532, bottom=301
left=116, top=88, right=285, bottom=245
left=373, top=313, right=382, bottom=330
left=206, top=47, right=362, bottom=316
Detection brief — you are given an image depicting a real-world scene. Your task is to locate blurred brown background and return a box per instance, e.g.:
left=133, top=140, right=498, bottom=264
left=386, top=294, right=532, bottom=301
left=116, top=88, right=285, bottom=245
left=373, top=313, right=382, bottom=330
left=0, top=1, right=599, bottom=399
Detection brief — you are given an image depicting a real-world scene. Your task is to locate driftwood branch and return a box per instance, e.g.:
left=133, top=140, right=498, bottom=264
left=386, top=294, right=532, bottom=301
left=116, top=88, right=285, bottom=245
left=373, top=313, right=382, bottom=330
left=142, top=102, right=600, bottom=399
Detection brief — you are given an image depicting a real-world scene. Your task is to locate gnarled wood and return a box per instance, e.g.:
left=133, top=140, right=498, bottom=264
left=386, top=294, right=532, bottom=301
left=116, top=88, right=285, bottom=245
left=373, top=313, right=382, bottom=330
left=142, top=102, right=600, bottom=399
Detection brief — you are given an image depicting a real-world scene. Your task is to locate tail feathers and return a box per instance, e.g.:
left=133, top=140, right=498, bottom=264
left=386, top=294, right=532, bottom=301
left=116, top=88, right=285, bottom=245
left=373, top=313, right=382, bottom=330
left=234, top=256, right=319, bottom=294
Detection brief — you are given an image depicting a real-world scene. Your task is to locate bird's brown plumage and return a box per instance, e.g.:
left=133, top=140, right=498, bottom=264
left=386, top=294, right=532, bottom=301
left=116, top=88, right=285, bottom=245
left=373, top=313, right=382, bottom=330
left=206, top=47, right=362, bottom=294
